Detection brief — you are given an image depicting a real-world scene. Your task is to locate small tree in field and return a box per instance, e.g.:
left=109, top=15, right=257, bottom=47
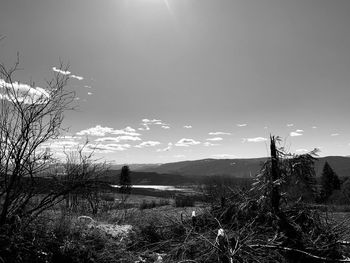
left=320, top=161, right=340, bottom=202
left=119, top=165, right=131, bottom=204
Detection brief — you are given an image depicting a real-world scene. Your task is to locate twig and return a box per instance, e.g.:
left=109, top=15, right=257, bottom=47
left=249, top=244, right=350, bottom=262
left=338, top=240, right=350, bottom=246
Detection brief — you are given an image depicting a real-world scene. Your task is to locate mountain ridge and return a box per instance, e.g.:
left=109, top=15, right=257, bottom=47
left=131, top=156, right=350, bottom=178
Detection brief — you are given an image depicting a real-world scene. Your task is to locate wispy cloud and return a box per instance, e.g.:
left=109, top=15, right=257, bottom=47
left=312, top=126, right=317, bottom=129
left=290, top=131, right=303, bottom=137
left=237, top=123, right=247, bottom=127
left=157, top=143, right=173, bottom=152
left=135, top=141, right=161, bottom=148
left=212, top=154, right=236, bottom=158
left=140, top=118, right=168, bottom=131
left=184, top=125, right=192, bottom=129
left=287, top=124, right=294, bottom=127
left=331, top=133, right=340, bottom=136
left=52, top=67, right=71, bottom=75
left=142, top=118, right=161, bottom=124
left=243, top=137, right=267, bottom=143
left=76, top=125, right=140, bottom=137
left=70, top=75, right=84, bottom=80
left=0, top=79, right=50, bottom=104
left=208, top=132, right=231, bottom=135
left=206, top=137, right=223, bottom=141
left=175, top=138, right=201, bottom=147
left=52, top=67, right=84, bottom=81
left=290, top=129, right=304, bottom=137
left=87, top=92, right=93, bottom=95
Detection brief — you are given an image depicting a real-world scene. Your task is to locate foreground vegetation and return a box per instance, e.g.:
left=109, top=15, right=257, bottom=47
left=2, top=137, right=350, bottom=263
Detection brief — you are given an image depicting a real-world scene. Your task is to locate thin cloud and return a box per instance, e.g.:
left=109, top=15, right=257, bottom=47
left=208, top=132, right=231, bottom=135
left=184, top=125, right=192, bottom=129
left=77, top=125, right=140, bottom=137
left=140, top=118, right=168, bottom=130
left=52, top=67, right=71, bottom=75
left=206, top=137, right=223, bottom=141
left=77, top=126, right=114, bottom=136
left=70, top=74, right=84, bottom=80
left=295, top=129, right=304, bottom=133
left=287, top=124, right=294, bottom=127
left=142, top=118, right=161, bottom=124
left=312, top=126, right=317, bottom=129
left=244, top=137, right=267, bottom=143
left=52, top=67, right=84, bottom=80
left=87, top=92, right=93, bottom=95
left=237, top=123, right=247, bottom=127
left=0, top=79, right=50, bottom=104
left=135, top=141, right=161, bottom=148
left=290, top=132, right=303, bottom=137
left=175, top=138, right=201, bottom=147
left=331, top=133, right=340, bottom=136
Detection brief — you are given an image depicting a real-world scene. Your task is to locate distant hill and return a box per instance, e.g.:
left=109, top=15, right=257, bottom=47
left=109, top=163, right=161, bottom=171
left=100, top=170, right=194, bottom=186
left=136, top=158, right=267, bottom=177
left=134, top=156, right=350, bottom=178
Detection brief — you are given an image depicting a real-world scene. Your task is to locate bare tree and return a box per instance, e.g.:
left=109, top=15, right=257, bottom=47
left=61, top=143, right=108, bottom=215
left=0, top=56, right=75, bottom=225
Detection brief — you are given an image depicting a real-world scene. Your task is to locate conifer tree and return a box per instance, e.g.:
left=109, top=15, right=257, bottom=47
left=119, top=165, right=132, bottom=203
left=320, top=161, right=340, bottom=202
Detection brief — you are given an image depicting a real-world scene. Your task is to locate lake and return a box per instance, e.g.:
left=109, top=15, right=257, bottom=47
left=111, top=185, right=189, bottom=191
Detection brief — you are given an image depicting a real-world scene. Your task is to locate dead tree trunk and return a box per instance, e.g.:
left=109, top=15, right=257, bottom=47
left=270, top=136, right=281, bottom=214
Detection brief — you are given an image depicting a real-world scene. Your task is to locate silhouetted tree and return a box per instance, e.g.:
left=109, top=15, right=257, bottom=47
left=119, top=165, right=131, bottom=204
left=0, top=56, right=76, bottom=225
left=252, top=136, right=318, bottom=213
left=320, top=162, right=340, bottom=202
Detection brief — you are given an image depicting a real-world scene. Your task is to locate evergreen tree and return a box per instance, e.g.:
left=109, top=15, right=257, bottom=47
left=320, top=162, right=340, bottom=202
left=119, top=165, right=132, bottom=203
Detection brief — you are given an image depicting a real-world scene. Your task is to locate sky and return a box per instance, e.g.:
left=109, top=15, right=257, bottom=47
left=1, top=0, right=350, bottom=164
